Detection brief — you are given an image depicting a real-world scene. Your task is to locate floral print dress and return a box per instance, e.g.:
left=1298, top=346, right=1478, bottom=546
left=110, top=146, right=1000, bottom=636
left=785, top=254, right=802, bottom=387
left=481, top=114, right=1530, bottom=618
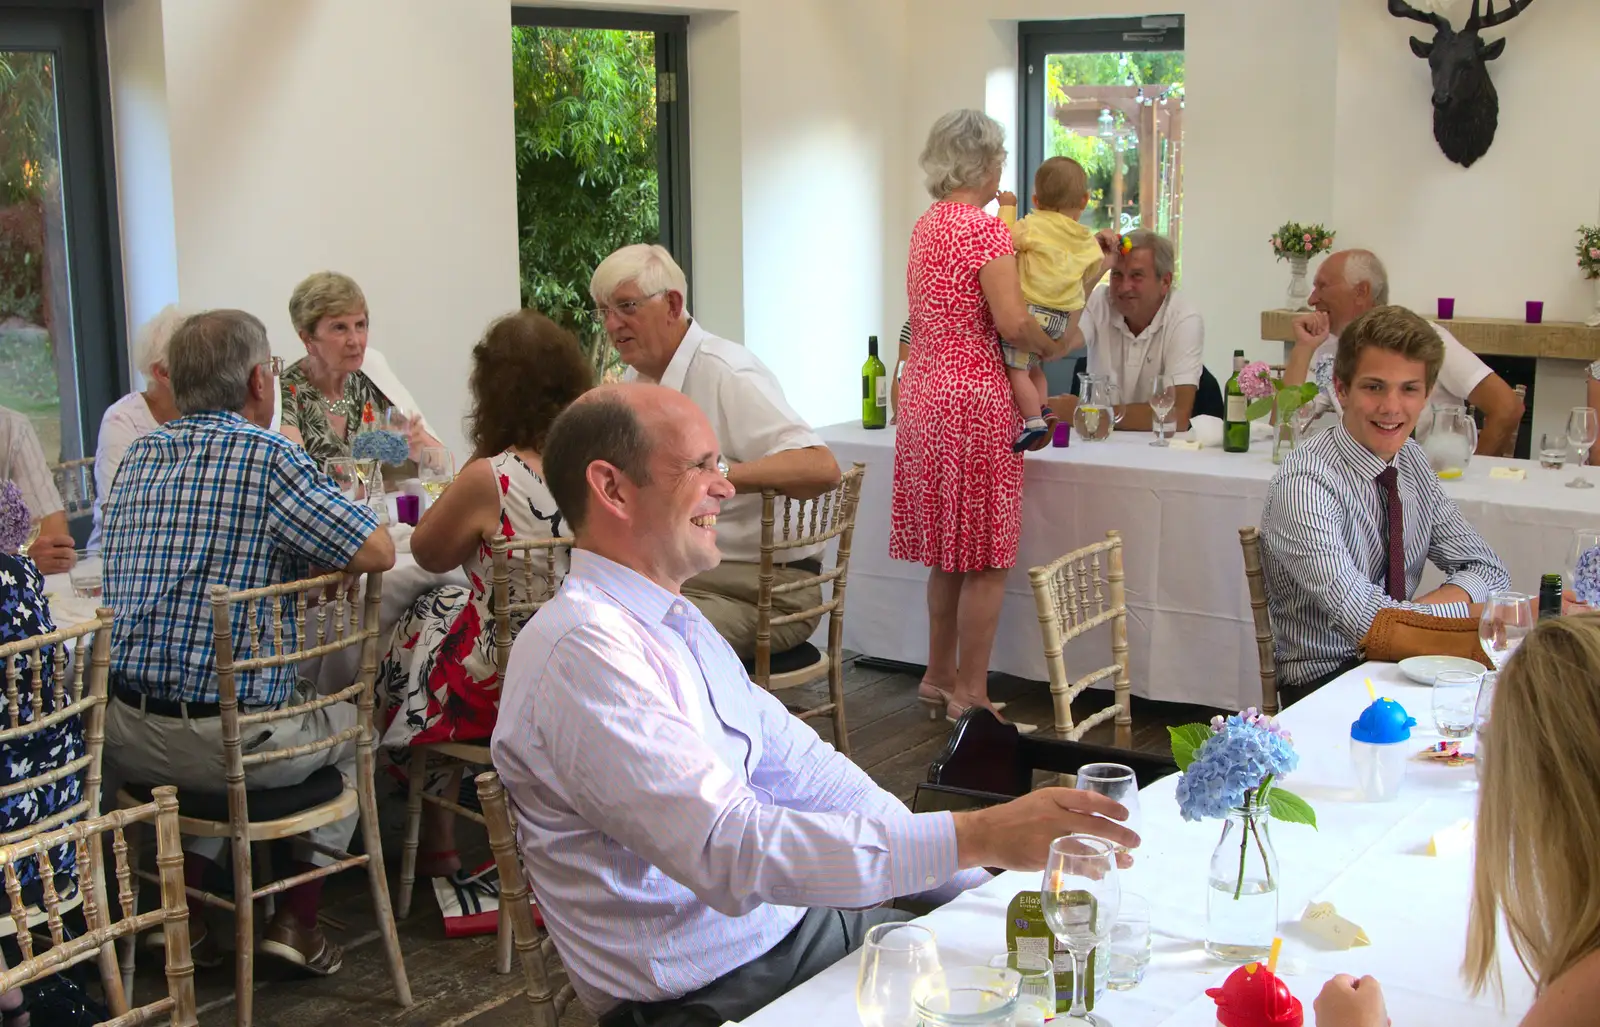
left=0, top=553, right=84, bottom=887
left=376, top=452, right=564, bottom=759
left=280, top=360, right=398, bottom=466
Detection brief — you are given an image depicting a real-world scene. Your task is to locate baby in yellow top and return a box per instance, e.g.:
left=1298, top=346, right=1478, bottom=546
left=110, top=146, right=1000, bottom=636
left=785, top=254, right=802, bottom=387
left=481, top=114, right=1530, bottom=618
left=998, top=157, right=1104, bottom=451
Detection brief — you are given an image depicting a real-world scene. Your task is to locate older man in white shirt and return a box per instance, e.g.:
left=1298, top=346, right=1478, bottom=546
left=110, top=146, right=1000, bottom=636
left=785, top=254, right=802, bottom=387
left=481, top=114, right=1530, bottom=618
left=591, top=244, right=841, bottom=660
left=1050, top=230, right=1204, bottom=433
left=1283, top=249, right=1523, bottom=456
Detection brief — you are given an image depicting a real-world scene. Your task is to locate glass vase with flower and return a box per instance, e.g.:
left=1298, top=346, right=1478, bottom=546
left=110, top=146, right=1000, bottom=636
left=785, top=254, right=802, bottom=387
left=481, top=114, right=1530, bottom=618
left=1235, top=362, right=1319, bottom=464
left=1270, top=222, right=1337, bottom=310
left=1171, top=709, right=1317, bottom=963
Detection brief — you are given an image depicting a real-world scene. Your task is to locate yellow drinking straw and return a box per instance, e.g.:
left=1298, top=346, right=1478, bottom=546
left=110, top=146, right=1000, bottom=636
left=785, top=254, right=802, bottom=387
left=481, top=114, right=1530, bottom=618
left=1365, top=677, right=1378, bottom=702
left=1267, top=937, right=1283, bottom=974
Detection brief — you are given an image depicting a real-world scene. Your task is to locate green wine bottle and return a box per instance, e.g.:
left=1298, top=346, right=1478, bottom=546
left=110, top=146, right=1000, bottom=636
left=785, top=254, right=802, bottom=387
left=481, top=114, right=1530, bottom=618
left=862, top=335, right=887, bottom=429
left=1224, top=349, right=1250, bottom=453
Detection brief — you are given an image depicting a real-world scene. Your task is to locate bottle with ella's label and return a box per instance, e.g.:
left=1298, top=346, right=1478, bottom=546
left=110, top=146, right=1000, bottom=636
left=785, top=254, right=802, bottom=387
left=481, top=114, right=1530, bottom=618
left=862, top=335, right=887, bottom=429
left=1224, top=350, right=1250, bottom=453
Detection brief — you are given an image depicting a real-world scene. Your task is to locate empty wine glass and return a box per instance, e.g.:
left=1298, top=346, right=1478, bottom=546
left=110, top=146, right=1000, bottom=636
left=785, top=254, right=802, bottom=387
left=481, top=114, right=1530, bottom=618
left=1073, top=763, right=1142, bottom=844
left=1149, top=375, right=1176, bottom=447
left=1106, top=376, right=1125, bottom=428
left=325, top=458, right=365, bottom=501
left=419, top=446, right=455, bottom=502
left=856, top=922, right=942, bottom=1027
left=1041, top=835, right=1120, bottom=1026
left=1479, top=591, right=1534, bottom=671
left=1566, top=407, right=1598, bottom=489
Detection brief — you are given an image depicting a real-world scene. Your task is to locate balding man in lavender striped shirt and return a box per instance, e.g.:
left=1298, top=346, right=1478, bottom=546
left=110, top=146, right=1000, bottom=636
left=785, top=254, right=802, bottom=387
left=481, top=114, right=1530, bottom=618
left=490, top=383, right=1138, bottom=1026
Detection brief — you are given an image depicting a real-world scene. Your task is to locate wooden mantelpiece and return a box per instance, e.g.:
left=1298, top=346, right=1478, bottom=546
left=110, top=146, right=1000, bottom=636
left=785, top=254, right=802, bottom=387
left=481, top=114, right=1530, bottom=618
left=1260, top=309, right=1600, bottom=362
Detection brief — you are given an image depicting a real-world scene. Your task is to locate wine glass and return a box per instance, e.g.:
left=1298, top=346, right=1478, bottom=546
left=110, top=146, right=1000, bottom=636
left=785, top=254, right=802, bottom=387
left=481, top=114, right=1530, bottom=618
left=1073, top=763, right=1142, bottom=845
left=1474, top=670, right=1497, bottom=782
left=1431, top=669, right=1481, bottom=740
left=19, top=518, right=41, bottom=557
left=1479, top=591, right=1534, bottom=671
left=325, top=458, right=365, bottom=502
left=856, top=922, right=942, bottom=1027
left=1565, top=407, right=1598, bottom=489
left=419, top=446, right=455, bottom=502
left=1149, top=375, right=1176, bottom=447
left=1106, top=375, right=1125, bottom=428
left=1041, top=835, right=1120, bottom=1026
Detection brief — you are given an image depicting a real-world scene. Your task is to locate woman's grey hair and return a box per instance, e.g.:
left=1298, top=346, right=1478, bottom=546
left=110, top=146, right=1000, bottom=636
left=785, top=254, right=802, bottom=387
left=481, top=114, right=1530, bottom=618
left=288, top=271, right=367, bottom=338
left=1343, top=249, right=1390, bottom=306
left=168, top=310, right=272, bottom=415
left=919, top=109, right=1007, bottom=200
left=1124, top=230, right=1176, bottom=280
left=590, top=243, right=689, bottom=312
left=133, top=304, right=189, bottom=379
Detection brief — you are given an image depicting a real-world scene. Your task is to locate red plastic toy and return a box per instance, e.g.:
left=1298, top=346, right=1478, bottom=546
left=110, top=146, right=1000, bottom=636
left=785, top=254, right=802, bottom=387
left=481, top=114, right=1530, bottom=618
left=1205, top=962, right=1304, bottom=1027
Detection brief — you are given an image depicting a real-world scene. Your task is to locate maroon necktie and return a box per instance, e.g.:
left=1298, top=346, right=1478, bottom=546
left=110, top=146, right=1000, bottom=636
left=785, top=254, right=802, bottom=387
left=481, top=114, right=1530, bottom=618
left=1376, top=466, right=1405, bottom=601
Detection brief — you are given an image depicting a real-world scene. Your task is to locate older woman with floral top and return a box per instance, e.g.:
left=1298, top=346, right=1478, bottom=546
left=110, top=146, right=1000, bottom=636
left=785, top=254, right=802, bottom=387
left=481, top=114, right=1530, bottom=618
left=278, top=271, right=443, bottom=472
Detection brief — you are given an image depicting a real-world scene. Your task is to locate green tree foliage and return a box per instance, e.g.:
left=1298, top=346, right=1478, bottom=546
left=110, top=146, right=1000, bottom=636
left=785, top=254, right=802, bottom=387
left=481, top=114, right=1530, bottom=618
left=0, top=52, right=57, bottom=324
left=511, top=26, right=659, bottom=359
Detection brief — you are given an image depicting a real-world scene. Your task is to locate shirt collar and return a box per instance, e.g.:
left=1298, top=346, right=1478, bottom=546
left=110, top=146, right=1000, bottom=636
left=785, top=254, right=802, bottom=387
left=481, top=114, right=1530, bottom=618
left=566, top=548, right=683, bottom=629
left=1329, top=422, right=1398, bottom=476
left=657, top=319, right=708, bottom=393
left=167, top=410, right=251, bottom=430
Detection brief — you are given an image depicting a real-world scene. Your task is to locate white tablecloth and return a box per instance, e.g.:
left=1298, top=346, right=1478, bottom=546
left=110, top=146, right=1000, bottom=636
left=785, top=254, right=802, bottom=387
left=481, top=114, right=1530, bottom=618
left=821, top=421, right=1600, bottom=709
left=742, top=661, right=1533, bottom=1026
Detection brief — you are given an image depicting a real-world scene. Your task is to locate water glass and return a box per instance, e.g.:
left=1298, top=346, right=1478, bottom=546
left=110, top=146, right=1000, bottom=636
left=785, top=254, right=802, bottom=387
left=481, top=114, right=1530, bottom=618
left=419, top=446, right=455, bottom=502
left=68, top=552, right=103, bottom=599
left=1479, top=592, right=1533, bottom=671
left=325, top=458, right=366, bottom=501
left=1431, top=669, right=1481, bottom=739
left=1041, top=836, right=1119, bottom=1027
left=1073, top=763, right=1142, bottom=843
left=1107, top=892, right=1151, bottom=991
left=1566, top=407, right=1599, bottom=489
left=1149, top=375, right=1176, bottom=447
left=989, top=953, right=1054, bottom=1026
left=856, top=922, right=942, bottom=1027
left=913, top=966, right=1019, bottom=1026
left=1540, top=432, right=1569, bottom=470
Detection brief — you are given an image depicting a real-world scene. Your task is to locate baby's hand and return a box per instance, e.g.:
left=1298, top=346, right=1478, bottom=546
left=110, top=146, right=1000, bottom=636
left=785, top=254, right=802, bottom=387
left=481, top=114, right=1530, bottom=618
left=996, top=191, right=1018, bottom=208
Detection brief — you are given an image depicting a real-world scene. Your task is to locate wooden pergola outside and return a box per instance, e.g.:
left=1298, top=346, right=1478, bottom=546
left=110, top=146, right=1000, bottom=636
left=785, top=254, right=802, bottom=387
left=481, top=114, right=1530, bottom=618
left=1050, top=83, right=1184, bottom=259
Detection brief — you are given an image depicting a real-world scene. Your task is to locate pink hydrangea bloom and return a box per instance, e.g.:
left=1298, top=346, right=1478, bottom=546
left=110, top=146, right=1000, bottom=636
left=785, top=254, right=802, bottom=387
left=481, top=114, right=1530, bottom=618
left=1238, top=360, right=1276, bottom=400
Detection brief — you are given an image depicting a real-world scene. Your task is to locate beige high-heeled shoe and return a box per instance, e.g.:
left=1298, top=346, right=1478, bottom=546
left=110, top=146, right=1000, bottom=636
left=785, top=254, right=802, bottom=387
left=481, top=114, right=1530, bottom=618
left=917, top=684, right=1005, bottom=721
left=941, top=698, right=1033, bottom=734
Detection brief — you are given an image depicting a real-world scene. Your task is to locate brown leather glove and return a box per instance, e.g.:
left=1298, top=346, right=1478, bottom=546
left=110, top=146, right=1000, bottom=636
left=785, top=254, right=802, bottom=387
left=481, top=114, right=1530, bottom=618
left=1360, top=607, right=1492, bottom=668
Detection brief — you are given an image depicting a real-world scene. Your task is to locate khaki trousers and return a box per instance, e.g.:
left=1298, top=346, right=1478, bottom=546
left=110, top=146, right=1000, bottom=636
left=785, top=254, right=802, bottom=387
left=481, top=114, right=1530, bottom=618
left=105, top=681, right=358, bottom=867
left=683, top=560, right=823, bottom=661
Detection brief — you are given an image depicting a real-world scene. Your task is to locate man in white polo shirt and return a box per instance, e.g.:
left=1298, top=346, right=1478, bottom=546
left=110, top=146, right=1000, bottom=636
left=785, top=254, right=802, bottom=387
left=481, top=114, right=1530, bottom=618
left=591, top=244, right=841, bottom=660
left=1283, top=249, right=1523, bottom=456
left=1050, top=230, right=1204, bottom=433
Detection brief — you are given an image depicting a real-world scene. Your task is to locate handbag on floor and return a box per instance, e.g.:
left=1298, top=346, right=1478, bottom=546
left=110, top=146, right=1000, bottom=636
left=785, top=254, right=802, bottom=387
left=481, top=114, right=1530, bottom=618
left=431, top=860, right=543, bottom=939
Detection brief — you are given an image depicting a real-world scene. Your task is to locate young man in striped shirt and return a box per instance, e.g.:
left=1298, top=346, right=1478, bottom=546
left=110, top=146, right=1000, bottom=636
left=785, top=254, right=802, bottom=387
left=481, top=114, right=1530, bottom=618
left=1260, top=305, right=1509, bottom=698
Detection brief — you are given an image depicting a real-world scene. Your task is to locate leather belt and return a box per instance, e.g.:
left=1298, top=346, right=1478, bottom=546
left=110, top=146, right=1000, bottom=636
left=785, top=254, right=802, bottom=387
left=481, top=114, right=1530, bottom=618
left=114, top=688, right=221, bottom=719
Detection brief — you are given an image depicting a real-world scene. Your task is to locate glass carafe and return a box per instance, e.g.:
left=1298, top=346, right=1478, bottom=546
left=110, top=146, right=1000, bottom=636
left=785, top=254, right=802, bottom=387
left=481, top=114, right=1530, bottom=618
left=1073, top=373, right=1118, bottom=443
left=1417, top=405, right=1477, bottom=478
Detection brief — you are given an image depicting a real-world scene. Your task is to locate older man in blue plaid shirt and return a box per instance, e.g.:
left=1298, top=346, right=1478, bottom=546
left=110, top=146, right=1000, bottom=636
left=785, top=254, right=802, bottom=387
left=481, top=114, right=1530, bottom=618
left=102, top=309, right=394, bottom=976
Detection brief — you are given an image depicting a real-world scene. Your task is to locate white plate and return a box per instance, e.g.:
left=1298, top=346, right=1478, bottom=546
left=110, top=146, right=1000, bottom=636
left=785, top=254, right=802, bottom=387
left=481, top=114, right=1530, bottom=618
left=1398, top=655, right=1485, bottom=685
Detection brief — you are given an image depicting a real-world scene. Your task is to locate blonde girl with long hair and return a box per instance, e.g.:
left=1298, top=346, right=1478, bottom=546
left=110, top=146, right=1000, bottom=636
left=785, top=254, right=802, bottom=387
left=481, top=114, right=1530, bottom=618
left=1314, top=612, right=1600, bottom=1026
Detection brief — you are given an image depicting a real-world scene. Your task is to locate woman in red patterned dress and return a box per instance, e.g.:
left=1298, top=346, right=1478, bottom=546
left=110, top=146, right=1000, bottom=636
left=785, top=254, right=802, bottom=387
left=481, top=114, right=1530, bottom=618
left=891, top=110, right=1083, bottom=727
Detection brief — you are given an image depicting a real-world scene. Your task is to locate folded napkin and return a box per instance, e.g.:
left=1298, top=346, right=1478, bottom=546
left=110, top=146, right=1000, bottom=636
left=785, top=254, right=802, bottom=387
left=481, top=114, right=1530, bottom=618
left=388, top=523, right=414, bottom=554
left=1188, top=415, right=1274, bottom=449
left=1427, top=818, right=1474, bottom=857
left=1301, top=902, right=1369, bottom=949
left=1489, top=467, right=1526, bottom=481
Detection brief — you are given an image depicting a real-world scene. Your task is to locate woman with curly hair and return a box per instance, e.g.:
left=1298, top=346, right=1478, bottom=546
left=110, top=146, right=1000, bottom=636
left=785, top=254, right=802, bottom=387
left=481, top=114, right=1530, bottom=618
left=374, top=310, right=591, bottom=880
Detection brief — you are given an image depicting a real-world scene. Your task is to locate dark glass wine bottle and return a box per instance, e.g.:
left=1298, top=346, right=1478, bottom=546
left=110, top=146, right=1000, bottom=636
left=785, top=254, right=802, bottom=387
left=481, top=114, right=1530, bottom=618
left=1223, top=350, right=1250, bottom=453
left=1539, top=573, right=1563, bottom=620
left=862, top=335, right=887, bottom=429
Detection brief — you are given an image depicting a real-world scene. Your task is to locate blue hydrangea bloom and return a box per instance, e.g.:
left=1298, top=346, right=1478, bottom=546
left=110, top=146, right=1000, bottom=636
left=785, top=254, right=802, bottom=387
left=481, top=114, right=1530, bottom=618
left=1573, top=545, right=1600, bottom=606
left=1175, top=712, right=1299, bottom=823
left=351, top=429, right=410, bottom=466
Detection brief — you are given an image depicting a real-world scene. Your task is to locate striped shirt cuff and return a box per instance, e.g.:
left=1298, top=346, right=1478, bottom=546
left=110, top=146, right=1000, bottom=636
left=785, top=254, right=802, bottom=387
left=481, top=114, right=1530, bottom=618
left=1445, top=570, right=1498, bottom=605
left=887, top=811, right=963, bottom=896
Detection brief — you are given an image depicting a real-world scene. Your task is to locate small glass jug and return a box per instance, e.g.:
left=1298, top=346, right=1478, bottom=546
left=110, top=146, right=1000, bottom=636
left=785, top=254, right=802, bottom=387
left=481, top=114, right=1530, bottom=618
left=1417, top=404, right=1477, bottom=478
left=1074, top=373, right=1120, bottom=442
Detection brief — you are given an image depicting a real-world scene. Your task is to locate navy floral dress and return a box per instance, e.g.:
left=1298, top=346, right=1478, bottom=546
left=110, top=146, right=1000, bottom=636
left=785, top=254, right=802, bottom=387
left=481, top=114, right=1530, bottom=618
left=0, top=553, right=84, bottom=885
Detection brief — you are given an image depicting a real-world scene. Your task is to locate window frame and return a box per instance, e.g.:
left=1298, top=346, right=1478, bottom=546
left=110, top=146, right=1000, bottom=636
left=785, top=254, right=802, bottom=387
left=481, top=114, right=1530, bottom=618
left=511, top=6, right=692, bottom=302
left=1016, top=15, right=1185, bottom=221
left=0, top=0, right=128, bottom=462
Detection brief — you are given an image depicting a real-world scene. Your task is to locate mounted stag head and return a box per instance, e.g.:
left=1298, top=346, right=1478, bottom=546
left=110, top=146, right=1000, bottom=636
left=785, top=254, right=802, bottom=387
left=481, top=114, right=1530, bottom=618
left=1388, top=0, right=1534, bottom=168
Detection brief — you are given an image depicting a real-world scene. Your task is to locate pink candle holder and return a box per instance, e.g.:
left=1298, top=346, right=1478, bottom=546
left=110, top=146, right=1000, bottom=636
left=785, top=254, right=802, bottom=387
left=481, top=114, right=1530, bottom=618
left=395, top=494, right=420, bottom=526
left=1526, top=301, right=1544, bottom=324
left=1051, top=421, right=1072, bottom=448
left=1436, top=297, right=1455, bottom=320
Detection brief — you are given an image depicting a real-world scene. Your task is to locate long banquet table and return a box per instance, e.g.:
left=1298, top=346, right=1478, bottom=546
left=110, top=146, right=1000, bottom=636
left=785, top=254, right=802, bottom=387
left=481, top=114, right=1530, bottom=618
left=821, top=420, right=1599, bottom=709
left=742, top=660, right=1532, bottom=1026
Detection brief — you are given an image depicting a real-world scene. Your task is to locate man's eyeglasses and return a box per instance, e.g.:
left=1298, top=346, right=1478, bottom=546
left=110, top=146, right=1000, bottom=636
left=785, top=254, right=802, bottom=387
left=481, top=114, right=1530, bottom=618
left=590, top=290, right=666, bottom=325
left=263, top=356, right=285, bottom=377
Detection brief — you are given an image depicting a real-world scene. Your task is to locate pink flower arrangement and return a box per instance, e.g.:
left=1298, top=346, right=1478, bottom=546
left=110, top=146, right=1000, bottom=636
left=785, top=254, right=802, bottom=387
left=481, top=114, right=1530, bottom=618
left=1271, top=221, right=1336, bottom=262
left=1578, top=225, right=1600, bottom=280
left=1238, top=361, right=1276, bottom=400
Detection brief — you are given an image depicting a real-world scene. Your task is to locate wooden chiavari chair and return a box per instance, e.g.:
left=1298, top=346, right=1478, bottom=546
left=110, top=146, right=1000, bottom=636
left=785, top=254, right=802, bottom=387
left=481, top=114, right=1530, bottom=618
left=1238, top=526, right=1279, bottom=716
left=1026, top=530, right=1133, bottom=746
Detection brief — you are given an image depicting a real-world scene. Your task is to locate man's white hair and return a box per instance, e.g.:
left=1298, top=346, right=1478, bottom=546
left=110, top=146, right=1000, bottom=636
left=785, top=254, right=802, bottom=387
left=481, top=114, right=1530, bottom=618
left=589, top=244, right=688, bottom=312
left=1342, top=249, right=1390, bottom=306
left=919, top=109, right=1007, bottom=200
left=133, top=304, right=189, bottom=378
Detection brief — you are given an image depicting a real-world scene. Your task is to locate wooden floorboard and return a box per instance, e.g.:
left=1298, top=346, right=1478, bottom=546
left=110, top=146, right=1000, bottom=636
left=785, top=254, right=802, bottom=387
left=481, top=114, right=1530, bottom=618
left=174, top=655, right=1221, bottom=1026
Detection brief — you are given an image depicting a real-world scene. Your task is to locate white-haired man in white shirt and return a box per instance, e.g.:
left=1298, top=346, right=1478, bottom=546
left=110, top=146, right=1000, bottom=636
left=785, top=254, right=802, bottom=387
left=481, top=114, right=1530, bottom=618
left=1283, top=249, right=1524, bottom=456
left=590, top=244, right=841, bottom=660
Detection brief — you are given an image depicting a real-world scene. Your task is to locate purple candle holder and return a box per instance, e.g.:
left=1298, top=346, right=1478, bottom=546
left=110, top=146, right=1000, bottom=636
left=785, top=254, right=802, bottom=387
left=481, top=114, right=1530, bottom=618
left=1526, top=300, right=1544, bottom=324
left=1437, top=297, right=1455, bottom=320
left=1051, top=421, right=1072, bottom=448
left=395, top=494, right=420, bottom=526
